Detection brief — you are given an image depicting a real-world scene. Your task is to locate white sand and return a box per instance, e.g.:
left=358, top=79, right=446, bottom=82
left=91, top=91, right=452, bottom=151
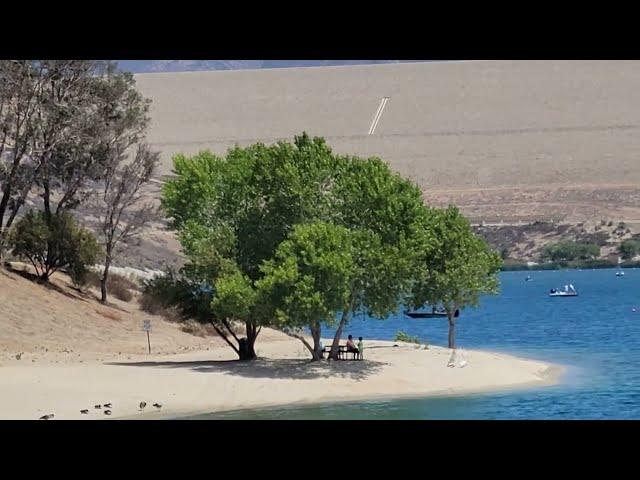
left=0, top=338, right=562, bottom=420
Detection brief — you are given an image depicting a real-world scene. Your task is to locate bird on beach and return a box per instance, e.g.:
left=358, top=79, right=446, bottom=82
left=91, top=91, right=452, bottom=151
left=139, top=401, right=147, bottom=411
left=104, top=410, right=112, bottom=415
left=153, top=403, right=162, bottom=409
left=80, top=409, right=89, bottom=414
left=94, top=404, right=102, bottom=409
left=104, top=403, right=112, bottom=408
left=39, top=414, right=54, bottom=420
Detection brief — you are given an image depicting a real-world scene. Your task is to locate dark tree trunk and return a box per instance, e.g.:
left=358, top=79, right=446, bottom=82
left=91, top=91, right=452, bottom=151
left=447, top=314, right=456, bottom=349
left=242, top=322, right=259, bottom=361
left=101, top=253, right=112, bottom=304
left=329, top=310, right=349, bottom=360
left=310, top=323, right=322, bottom=361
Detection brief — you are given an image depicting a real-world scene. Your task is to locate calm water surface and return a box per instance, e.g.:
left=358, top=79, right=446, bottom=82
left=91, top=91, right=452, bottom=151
left=187, top=269, right=640, bottom=419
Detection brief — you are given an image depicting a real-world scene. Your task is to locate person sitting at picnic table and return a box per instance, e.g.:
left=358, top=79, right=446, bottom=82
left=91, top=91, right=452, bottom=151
left=346, top=335, right=359, bottom=357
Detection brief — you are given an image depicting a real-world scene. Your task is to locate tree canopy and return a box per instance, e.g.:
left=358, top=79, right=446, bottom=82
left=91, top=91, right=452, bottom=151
left=162, top=133, right=433, bottom=360
left=619, top=240, right=640, bottom=260
left=541, top=242, right=600, bottom=262
left=257, top=221, right=356, bottom=359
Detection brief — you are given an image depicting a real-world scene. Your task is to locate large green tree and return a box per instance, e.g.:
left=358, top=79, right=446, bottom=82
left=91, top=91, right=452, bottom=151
left=162, top=133, right=431, bottom=360
left=410, top=206, right=502, bottom=349
left=162, top=134, right=339, bottom=359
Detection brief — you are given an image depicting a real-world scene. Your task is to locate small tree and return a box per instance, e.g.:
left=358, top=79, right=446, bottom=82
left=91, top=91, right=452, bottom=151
left=619, top=240, right=640, bottom=260
left=8, top=210, right=101, bottom=283
left=411, top=206, right=502, bottom=349
left=95, top=143, right=159, bottom=303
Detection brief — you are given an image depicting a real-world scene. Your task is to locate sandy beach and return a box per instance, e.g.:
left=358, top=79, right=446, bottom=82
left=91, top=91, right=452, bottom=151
left=0, top=338, right=562, bottom=420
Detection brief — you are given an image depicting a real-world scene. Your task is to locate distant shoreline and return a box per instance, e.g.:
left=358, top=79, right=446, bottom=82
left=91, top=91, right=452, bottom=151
left=501, top=262, right=640, bottom=272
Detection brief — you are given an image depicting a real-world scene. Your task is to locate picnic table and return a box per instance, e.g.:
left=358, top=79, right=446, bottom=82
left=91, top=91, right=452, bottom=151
left=321, top=344, right=362, bottom=360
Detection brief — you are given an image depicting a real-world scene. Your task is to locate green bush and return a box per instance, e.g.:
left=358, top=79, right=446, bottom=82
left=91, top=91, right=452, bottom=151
left=140, top=269, right=213, bottom=322
left=619, top=240, right=640, bottom=260
left=541, top=242, right=600, bottom=262
left=8, top=210, right=101, bottom=284
left=394, top=330, right=421, bottom=344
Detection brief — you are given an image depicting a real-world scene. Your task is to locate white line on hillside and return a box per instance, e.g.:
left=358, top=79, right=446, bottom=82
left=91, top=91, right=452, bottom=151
left=368, top=97, right=390, bottom=135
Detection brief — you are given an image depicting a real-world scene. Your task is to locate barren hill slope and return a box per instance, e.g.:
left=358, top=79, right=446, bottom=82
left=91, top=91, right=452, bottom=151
left=135, top=60, right=640, bottom=224
left=0, top=266, right=287, bottom=366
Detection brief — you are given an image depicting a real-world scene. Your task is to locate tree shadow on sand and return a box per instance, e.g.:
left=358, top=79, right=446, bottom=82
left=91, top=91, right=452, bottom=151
left=106, top=357, right=386, bottom=381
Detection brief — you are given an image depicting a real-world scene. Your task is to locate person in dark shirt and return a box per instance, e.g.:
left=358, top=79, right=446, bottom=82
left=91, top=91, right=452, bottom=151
left=346, top=334, right=359, bottom=358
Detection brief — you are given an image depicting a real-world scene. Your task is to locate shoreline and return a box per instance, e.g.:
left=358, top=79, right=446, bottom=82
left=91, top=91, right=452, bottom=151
left=149, top=364, right=565, bottom=420
left=0, top=338, right=565, bottom=420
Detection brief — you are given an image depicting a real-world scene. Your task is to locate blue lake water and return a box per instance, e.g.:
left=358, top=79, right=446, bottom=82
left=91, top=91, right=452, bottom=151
left=190, top=269, right=640, bottom=419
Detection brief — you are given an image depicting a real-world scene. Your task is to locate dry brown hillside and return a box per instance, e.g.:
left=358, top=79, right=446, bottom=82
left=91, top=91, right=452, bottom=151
left=135, top=61, right=640, bottom=225
left=0, top=265, right=287, bottom=366
left=12, top=61, right=638, bottom=270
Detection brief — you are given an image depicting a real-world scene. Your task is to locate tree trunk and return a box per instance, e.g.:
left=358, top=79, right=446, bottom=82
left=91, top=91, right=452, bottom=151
left=447, top=314, right=456, bottom=349
left=0, top=234, right=6, bottom=266
left=310, top=323, right=322, bottom=361
left=101, top=253, right=112, bottom=304
left=329, top=309, right=350, bottom=360
left=242, top=322, right=259, bottom=361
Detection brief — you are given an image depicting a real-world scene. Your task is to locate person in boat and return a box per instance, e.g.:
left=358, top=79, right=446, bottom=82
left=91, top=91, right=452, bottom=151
left=346, top=335, right=359, bottom=357
left=550, top=288, right=556, bottom=294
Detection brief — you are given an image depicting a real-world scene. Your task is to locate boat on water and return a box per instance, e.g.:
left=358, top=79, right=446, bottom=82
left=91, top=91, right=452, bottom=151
left=616, top=271, right=625, bottom=277
left=525, top=275, right=533, bottom=282
left=549, top=284, right=578, bottom=297
left=404, top=307, right=448, bottom=318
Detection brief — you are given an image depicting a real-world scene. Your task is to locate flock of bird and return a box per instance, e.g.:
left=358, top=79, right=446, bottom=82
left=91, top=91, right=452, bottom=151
left=38, top=401, right=162, bottom=420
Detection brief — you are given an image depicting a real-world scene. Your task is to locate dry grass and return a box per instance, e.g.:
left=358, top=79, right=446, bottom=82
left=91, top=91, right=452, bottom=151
left=0, top=264, right=290, bottom=361
left=179, top=320, right=218, bottom=338
left=95, top=309, right=122, bottom=321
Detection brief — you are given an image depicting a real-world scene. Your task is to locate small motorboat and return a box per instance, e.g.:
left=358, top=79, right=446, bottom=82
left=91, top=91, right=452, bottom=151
left=549, top=284, right=578, bottom=297
left=616, top=271, right=625, bottom=277
left=404, top=307, right=448, bottom=318
left=525, top=275, right=533, bottom=282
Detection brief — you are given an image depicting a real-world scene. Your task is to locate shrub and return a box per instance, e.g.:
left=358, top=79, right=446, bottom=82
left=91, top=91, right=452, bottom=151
left=108, top=276, right=134, bottom=302
left=179, top=319, right=218, bottom=337
left=394, top=330, right=421, bottom=344
left=540, top=242, right=600, bottom=262
left=9, top=210, right=101, bottom=283
left=619, top=240, right=640, bottom=260
left=140, top=269, right=212, bottom=322
left=82, top=269, right=137, bottom=300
